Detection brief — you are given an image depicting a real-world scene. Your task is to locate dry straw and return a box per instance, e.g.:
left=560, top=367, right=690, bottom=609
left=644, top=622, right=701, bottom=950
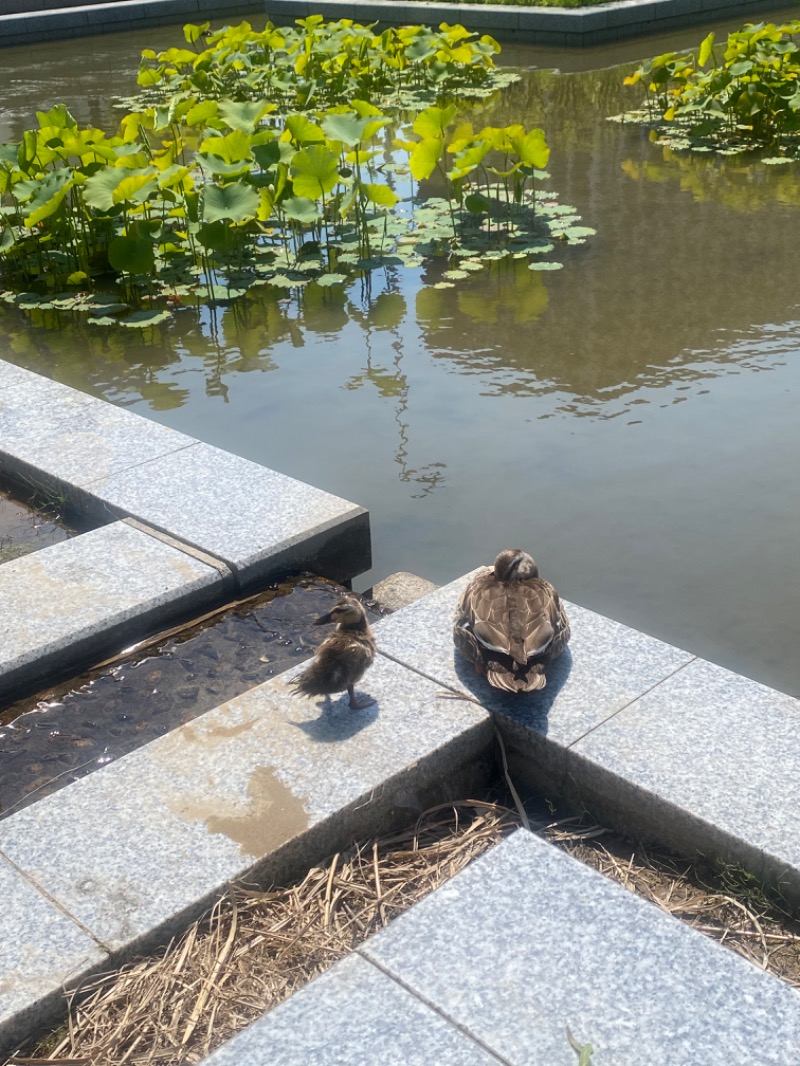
left=8, top=798, right=800, bottom=1066
left=14, top=800, right=518, bottom=1066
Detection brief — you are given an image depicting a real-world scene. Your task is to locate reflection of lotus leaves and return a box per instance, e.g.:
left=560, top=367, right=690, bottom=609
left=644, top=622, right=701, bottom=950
left=344, top=366, right=407, bottom=398
left=366, top=292, right=407, bottom=331
left=459, top=263, right=548, bottom=326
left=621, top=150, right=800, bottom=212
left=417, top=258, right=548, bottom=330
left=300, top=280, right=349, bottom=335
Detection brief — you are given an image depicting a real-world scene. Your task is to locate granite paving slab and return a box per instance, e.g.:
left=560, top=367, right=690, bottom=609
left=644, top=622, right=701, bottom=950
left=0, top=856, right=107, bottom=1056
left=374, top=573, right=694, bottom=746
left=569, top=656, right=800, bottom=903
left=0, top=361, right=37, bottom=391
left=77, top=440, right=370, bottom=586
left=0, top=655, right=491, bottom=957
left=0, top=520, right=225, bottom=700
left=361, top=829, right=800, bottom=1066
left=0, top=367, right=195, bottom=494
left=0, top=361, right=370, bottom=584
left=201, top=952, right=501, bottom=1066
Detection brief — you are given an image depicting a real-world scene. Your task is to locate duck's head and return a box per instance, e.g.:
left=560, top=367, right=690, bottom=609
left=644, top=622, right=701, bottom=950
left=494, top=549, right=538, bottom=582
left=313, top=597, right=368, bottom=629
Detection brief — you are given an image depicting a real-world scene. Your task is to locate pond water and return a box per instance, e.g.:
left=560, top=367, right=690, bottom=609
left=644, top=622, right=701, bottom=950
left=0, top=482, right=73, bottom=563
left=1, top=10, right=800, bottom=697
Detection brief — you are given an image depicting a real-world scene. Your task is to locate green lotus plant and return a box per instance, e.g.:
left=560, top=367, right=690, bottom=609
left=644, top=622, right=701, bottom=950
left=0, top=17, right=594, bottom=327
left=128, top=17, right=514, bottom=115
left=619, top=20, right=800, bottom=158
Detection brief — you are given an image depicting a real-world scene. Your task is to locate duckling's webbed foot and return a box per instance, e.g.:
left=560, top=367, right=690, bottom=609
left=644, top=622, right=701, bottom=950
left=347, top=686, right=375, bottom=710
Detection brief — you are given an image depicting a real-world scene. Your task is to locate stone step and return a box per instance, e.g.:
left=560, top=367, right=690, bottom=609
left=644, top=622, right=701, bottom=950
left=0, top=650, right=492, bottom=1054
left=0, top=519, right=227, bottom=702
left=0, top=0, right=788, bottom=49
left=374, top=573, right=800, bottom=907
left=201, top=828, right=800, bottom=1066
left=0, top=363, right=369, bottom=593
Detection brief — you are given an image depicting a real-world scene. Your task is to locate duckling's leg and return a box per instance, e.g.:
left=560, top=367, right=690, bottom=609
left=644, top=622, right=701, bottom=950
left=347, top=686, right=375, bottom=709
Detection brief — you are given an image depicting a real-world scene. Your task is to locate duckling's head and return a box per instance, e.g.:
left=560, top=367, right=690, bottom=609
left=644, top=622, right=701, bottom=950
left=313, top=598, right=368, bottom=629
left=494, top=549, right=538, bottom=582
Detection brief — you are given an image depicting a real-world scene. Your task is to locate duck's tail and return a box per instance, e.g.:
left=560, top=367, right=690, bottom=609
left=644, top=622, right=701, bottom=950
left=486, top=661, right=546, bottom=693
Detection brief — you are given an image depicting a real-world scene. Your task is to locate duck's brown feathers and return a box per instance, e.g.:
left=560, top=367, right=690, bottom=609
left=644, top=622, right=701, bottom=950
left=454, top=550, right=569, bottom=693
left=291, top=598, right=376, bottom=707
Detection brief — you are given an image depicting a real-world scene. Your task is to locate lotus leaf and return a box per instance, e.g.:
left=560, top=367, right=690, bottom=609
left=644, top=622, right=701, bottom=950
left=109, top=235, right=155, bottom=274
left=202, top=182, right=259, bottom=223
left=118, top=309, right=172, bottom=327
left=362, top=183, right=399, bottom=208
left=290, top=145, right=340, bottom=199
left=281, top=195, right=320, bottom=224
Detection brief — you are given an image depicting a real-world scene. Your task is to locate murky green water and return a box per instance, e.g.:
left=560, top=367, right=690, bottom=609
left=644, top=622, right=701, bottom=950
left=0, top=483, right=72, bottom=563
left=2, top=11, right=800, bottom=695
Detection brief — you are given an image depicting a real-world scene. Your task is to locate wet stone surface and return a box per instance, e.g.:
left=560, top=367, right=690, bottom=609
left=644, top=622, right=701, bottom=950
left=0, top=483, right=73, bottom=564
left=0, top=575, right=386, bottom=819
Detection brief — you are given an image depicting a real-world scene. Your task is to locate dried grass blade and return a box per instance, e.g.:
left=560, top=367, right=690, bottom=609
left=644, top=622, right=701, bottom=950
left=180, top=899, right=239, bottom=1046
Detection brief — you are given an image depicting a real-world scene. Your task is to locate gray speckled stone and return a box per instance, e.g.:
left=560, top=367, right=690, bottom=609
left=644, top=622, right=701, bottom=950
left=362, top=830, right=800, bottom=1066
left=81, top=440, right=370, bottom=586
left=571, top=657, right=800, bottom=901
left=0, top=365, right=369, bottom=583
left=0, top=521, right=223, bottom=700
left=0, top=655, right=490, bottom=955
left=202, top=953, right=499, bottom=1066
left=372, top=571, right=439, bottom=612
left=0, top=361, right=36, bottom=391
left=374, top=573, right=694, bottom=746
left=0, top=371, right=195, bottom=492
left=0, top=856, right=106, bottom=1055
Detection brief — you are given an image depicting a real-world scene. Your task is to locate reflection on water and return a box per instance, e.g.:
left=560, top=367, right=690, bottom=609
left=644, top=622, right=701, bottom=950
left=2, top=19, right=800, bottom=696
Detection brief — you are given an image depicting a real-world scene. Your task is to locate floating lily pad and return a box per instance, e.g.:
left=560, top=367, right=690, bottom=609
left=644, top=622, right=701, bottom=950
left=269, top=273, right=309, bottom=289
left=118, top=309, right=172, bottom=327
left=85, top=301, right=130, bottom=315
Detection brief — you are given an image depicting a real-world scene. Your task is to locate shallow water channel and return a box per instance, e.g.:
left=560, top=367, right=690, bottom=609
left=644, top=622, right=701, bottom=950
left=0, top=576, right=382, bottom=817
left=1, top=10, right=800, bottom=698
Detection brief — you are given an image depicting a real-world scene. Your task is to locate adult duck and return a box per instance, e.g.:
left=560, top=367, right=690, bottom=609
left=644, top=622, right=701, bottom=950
left=453, top=549, right=570, bottom=693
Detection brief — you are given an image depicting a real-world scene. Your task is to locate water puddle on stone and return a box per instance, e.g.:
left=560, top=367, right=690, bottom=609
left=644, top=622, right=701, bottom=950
left=0, top=574, right=386, bottom=820
left=0, top=482, right=74, bottom=563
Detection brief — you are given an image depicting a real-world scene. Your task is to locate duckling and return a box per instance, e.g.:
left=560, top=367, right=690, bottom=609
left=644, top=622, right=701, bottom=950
left=454, top=549, right=570, bottom=693
left=292, top=597, right=376, bottom=709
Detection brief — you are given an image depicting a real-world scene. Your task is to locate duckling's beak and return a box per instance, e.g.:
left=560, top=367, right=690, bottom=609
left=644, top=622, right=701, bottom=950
left=313, top=609, right=335, bottom=626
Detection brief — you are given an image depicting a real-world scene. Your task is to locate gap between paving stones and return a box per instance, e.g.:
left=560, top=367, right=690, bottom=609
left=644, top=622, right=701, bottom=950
left=15, top=783, right=800, bottom=1064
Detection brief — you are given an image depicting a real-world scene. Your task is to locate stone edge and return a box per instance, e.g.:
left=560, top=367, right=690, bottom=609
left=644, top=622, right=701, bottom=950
left=0, top=0, right=791, bottom=48
left=0, top=359, right=370, bottom=700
